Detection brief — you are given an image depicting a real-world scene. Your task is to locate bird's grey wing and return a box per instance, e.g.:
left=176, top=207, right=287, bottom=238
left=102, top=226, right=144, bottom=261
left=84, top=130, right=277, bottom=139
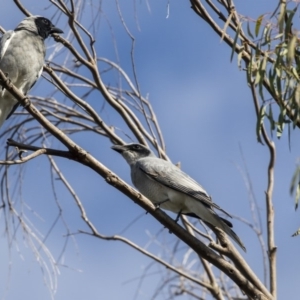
left=5, top=67, right=42, bottom=120
left=138, top=160, right=232, bottom=218
left=0, top=31, right=14, bottom=60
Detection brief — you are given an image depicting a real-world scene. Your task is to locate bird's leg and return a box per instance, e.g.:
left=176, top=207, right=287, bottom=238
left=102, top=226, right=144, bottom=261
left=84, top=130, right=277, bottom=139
left=175, top=210, right=183, bottom=223
left=167, top=210, right=183, bottom=234
left=154, top=198, right=170, bottom=209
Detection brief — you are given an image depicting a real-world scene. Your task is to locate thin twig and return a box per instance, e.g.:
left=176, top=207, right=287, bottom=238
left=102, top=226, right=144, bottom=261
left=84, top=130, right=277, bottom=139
left=249, top=77, right=277, bottom=297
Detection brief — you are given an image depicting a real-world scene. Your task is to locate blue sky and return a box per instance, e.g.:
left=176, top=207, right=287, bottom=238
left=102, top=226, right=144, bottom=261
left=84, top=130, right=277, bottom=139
left=1, top=0, right=300, bottom=299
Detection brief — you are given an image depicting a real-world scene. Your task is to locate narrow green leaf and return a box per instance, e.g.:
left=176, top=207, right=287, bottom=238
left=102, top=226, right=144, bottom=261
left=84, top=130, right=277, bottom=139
left=261, top=24, right=271, bottom=46
left=230, top=24, right=240, bottom=62
left=285, top=7, right=297, bottom=41
left=256, top=105, right=265, bottom=144
left=268, top=68, right=276, bottom=95
left=277, top=123, right=284, bottom=138
left=268, top=104, right=276, bottom=131
left=254, top=67, right=261, bottom=86
left=292, top=228, right=300, bottom=237
left=273, top=33, right=284, bottom=40
left=258, top=80, right=265, bottom=101
left=247, top=49, right=254, bottom=77
left=277, top=108, right=286, bottom=138
left=255, top=15, right=264, bottom=37
left=275, top=67, right=281, bottom=77
left=288, top=35, right=297, bottom=65
left=293, top=107, right=299, bottom=129
left=295, top=182, right=300, bottom=209
left=291, top=66, right=300, bottom=80
left=255, top=43, right=261, bottom=60
left=247, top=21, right=254, bottom=39
left=256, top=55, right=267, bottom=100
left=270, top=1, right=281, bottom=19
left=261, top=55, right=267, bottom=72
left=246, top=62, right=252, bottom=82
left=278, top=1, right=286, bottom=33
left=290, top=166, right=300, bottom=195
left=295, top=49, right=300, bottom=67
left=282, top=77, right=289, bottom=99
left=237, top=50, right=243, bottom=69
left=294, top=83, right=300, bottom=106
left=221, top=12, right=233, bottom=42
left=279, top=47, right=288, bottom=57
left=276, top=74, right=282, bottom=96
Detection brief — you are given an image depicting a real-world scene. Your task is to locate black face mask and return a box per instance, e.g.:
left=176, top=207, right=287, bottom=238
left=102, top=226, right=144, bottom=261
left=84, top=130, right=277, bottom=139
left=34, top=17, right=63, bottom=40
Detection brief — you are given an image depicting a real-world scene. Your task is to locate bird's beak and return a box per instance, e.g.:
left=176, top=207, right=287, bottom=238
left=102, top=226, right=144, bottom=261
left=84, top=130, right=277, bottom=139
left=49, top=26, right=64, bottom=35
left=111, top=145, right=126, bottom=153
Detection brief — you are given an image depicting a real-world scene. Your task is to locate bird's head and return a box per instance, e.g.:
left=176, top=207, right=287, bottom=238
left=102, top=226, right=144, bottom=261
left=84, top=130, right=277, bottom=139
left=15, top=16, right=63, bottom=40
left=34, top=16, right=64, bottom=39
left=111, top=143, right=154, bottom=165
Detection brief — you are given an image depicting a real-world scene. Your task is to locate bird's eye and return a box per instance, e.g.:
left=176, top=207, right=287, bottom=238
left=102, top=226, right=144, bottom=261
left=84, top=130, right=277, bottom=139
left=43, top=19, right=50, bottom=25
left=133, top=145, right=141, bottom=150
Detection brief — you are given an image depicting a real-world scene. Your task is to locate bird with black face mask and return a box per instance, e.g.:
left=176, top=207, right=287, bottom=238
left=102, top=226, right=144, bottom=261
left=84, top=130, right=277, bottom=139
left=112, top=143, right=246, bottom=252
left=0, top=16, right=63, bottom=129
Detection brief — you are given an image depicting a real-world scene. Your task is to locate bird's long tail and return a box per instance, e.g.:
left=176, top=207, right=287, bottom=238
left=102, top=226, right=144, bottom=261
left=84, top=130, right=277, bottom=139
left=185, top=200, right=246, bottom=251
left=224, top=226, right=246, bottom=252
left=206, top=214, right=246, bottom=252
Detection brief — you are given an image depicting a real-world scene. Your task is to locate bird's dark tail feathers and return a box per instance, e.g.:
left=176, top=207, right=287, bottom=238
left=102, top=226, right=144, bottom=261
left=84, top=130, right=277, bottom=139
left=226, top=227, right=246, bottom=252
left=205, top=216, right=246, bottom=252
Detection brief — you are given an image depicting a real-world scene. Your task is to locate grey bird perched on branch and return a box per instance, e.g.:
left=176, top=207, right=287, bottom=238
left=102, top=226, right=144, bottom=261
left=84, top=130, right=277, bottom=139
left=112, top=143, right=246, bottom=252
left=0, top=16, right=63, bottom=129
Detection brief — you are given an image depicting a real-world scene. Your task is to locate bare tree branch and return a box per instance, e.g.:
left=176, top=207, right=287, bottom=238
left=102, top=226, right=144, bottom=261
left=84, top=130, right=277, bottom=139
left=0, top=69, right=272, bottom=299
